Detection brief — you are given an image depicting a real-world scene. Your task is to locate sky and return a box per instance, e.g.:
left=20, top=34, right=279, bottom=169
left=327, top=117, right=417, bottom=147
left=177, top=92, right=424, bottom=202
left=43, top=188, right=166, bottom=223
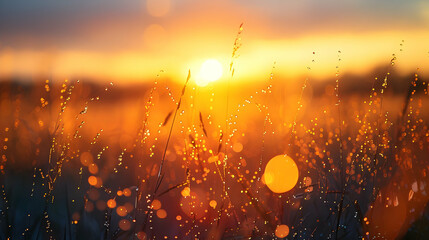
left=1, top=0, right=429, bottom=84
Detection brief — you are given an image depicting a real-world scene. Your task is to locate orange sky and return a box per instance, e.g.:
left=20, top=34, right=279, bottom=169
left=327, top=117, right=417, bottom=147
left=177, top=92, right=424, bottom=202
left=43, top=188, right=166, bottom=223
left=1, top=0, right=429, bottom=85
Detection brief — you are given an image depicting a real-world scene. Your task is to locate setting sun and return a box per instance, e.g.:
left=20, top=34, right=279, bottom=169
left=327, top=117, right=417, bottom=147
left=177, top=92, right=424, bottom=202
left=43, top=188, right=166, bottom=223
left=196, top=59, right=223, bottom=87
left=2, top=1, right=429, bottom=239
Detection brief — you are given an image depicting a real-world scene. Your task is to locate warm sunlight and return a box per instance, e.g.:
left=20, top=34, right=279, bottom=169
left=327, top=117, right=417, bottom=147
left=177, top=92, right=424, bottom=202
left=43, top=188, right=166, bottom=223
left=195, top=59, right=223, bottom=87
left=2, top=1, right=429, bottom=239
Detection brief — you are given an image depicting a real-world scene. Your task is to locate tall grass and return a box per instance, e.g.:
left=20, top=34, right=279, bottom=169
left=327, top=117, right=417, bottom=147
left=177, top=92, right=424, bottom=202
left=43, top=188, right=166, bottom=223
left=0, top=34, right=428, bottom=240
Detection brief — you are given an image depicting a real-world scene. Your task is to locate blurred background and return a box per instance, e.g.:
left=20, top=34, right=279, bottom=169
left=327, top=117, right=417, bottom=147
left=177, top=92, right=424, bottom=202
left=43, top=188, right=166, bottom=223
left=1, top=0, right=429, bottom=84
left=1, top=1, right=429, bottom=240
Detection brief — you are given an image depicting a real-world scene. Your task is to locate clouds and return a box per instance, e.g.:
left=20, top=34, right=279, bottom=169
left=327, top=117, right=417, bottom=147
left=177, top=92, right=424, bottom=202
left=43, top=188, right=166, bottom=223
left=0, top=0, right=148, bottom=50
left=233, top=0, right=427, bottom=37
left=0, top=0, right=426, bottom=51
left=0, top=0, right=428, bottom=81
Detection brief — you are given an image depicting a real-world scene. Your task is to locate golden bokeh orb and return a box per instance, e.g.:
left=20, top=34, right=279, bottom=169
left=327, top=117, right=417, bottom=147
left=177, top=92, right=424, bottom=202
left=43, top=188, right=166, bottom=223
left=151, top=199, right=162, bottom=210
left=156, top=209, right=167, bottom=219
left=263, top=155, right=299, bottom=193
left=119, top=219, right=131, bottom=231
left=209, top=200, right=217, bottom=209
left=181, top=187, right=191, bottom=197
left=123, top=188, right=131, bottom=197
left=116, top=206, right=128, bottom=217
left=107, top=199, right=116, bottom=209
left=275, top=224, right=290, bottom=238
left=88, top=176, right=97, bottom=186
left=80, top=152, right=93, bottom=166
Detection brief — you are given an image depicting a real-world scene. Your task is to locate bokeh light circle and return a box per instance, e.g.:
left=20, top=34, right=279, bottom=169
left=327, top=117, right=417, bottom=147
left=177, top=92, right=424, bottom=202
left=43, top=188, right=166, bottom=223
left=263, top=155, right=299, bottom=193
left=156, top=209, right=167, bottom=219
left=275, top=224, right=290, bottom=238
left=119, top=219, right=131, bottom=231
left=151, top=199, right=161, bottom=210
left=180, top=188, right=208, bottom=219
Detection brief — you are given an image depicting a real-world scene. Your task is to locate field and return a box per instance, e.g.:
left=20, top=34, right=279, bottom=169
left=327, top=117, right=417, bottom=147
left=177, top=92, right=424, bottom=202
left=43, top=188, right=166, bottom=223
left=0, top=43, right=428, bottom=240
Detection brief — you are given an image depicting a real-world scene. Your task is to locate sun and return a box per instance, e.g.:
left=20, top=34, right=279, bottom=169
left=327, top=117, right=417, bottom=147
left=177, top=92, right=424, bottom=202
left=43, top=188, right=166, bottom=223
left=196, top=59, right=223, bottom=87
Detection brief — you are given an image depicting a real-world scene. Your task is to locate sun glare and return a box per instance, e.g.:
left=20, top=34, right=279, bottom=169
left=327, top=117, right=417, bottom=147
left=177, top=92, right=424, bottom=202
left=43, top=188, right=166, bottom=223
left=196, top=59, right=223, bottom=87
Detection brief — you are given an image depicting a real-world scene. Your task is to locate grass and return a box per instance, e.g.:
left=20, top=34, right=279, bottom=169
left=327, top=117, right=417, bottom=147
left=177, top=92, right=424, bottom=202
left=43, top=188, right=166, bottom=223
left=0, top=36, right=428, bottom=240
